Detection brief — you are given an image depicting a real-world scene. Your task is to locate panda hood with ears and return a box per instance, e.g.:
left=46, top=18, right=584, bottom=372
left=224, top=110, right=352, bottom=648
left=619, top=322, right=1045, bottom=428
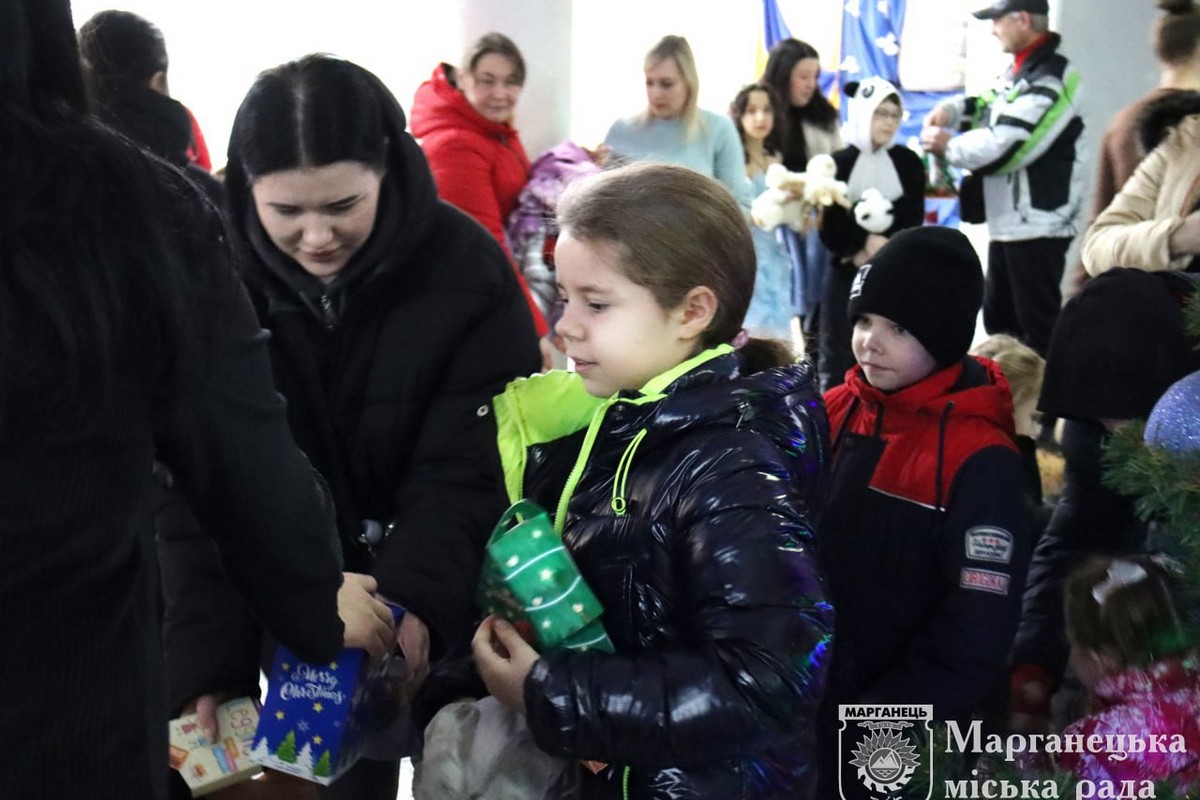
left=842, top=76, right=904, bottom=203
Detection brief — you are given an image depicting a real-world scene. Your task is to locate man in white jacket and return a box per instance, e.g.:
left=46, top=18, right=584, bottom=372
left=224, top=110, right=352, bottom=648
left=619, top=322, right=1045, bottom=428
left=921, top=0, right=1084, bottom=357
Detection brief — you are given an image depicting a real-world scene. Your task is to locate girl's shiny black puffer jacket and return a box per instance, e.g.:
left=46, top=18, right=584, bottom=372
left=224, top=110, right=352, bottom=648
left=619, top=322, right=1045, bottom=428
left=502, top=351, right=834, bottom=799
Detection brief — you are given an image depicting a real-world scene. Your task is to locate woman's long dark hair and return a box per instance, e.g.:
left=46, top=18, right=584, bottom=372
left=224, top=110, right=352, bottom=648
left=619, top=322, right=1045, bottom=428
left=0, top=0, right=209, bottom=430
left=224, top=55, right=392, bottom=232
left=77, top=10, right=168, bottom=108
left=760, top=38, right=839, bottom=130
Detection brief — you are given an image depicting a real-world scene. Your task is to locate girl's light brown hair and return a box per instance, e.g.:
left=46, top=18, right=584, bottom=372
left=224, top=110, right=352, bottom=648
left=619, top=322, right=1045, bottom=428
left=557, top=163, right=792, bottom=371
left=1064, top=554, right=1189, bottom=669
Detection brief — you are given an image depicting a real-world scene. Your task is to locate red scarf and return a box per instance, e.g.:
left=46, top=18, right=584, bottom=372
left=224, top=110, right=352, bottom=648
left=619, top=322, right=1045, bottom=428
left=1013, top=33, right=1049, bottom=72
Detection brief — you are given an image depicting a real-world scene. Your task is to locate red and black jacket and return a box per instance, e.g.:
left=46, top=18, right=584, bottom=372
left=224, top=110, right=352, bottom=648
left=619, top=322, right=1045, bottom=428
left=818, top=356, right=1031, bottom=719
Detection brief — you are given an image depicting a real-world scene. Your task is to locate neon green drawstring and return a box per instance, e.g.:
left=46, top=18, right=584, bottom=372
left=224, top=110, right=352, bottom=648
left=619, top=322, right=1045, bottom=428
left=610, top=429, right=647, bottom=516
left=622, top=765, right=632, bottom=799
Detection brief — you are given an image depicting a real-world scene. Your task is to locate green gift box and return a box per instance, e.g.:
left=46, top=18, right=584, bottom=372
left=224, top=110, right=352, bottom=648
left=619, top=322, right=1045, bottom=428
left=477, top=500, right=614, bottom=653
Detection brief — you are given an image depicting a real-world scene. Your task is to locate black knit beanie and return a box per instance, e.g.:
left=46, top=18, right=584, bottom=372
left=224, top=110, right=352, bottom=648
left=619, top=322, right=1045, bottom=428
left=846, top=226, right=984, bottom=368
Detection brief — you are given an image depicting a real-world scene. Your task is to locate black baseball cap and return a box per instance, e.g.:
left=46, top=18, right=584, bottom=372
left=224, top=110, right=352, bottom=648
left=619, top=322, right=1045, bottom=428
left=972, top=0, right=1049, bottom=19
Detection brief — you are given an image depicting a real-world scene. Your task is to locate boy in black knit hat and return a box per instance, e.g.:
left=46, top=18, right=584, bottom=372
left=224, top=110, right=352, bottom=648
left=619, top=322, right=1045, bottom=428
left=815, top=226, right=1033, bottom=799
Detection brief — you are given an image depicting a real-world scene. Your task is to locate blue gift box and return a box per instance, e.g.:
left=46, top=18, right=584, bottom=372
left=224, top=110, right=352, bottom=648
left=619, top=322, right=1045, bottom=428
left=249, top=605, right=404, bottom=785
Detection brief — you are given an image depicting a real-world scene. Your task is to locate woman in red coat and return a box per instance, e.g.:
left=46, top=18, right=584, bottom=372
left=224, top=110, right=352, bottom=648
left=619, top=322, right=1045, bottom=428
left=411, top=32, right=548, bottom=337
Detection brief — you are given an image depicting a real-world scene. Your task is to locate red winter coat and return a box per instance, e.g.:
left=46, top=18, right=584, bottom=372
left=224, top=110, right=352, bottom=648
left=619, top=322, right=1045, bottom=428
left=411, top=64, right=546, bottom=335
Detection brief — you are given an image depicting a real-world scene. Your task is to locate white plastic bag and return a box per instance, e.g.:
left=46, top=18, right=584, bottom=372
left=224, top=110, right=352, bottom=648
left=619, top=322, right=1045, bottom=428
left=413, top=696, right=577, bottom=799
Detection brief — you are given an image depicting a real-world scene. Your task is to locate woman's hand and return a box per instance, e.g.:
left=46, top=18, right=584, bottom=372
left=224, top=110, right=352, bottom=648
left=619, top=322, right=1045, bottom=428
left=471, top=615, right=540, bottom=713
left=586, top=143, right=612, bottom=167
left=1169, top=210, right=1200, bottom=257
left=337, top=573, right=396, bottom=660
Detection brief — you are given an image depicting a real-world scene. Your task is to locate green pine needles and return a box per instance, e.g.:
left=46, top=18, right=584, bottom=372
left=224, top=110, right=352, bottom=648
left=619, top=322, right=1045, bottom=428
left=1104, top=421, right=1200, bottom=615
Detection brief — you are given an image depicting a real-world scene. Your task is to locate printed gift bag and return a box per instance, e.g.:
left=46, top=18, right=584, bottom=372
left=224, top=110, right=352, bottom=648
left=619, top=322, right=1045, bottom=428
left=476, top=500, right=613, bottom=653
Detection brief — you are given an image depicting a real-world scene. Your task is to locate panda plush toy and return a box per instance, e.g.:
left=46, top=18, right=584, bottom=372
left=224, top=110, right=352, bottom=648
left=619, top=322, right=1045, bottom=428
left=853, top=187, right=895, bottom=234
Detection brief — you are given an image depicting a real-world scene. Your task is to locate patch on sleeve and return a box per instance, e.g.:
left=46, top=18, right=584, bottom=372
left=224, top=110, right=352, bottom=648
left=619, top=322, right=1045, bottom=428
left=960, top=568, right=1010, bottom=595
left=964, top=526, right=1013, bottom=564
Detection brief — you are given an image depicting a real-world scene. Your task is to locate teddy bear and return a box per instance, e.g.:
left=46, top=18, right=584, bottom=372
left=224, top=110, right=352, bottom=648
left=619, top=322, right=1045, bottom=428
left=750, top=162, right=809, bottom=232
left=801, top=153, right=850, bottom=212
left=750, top=156, right=850, bottom=233
left=853, top=187, right=895, bottom=235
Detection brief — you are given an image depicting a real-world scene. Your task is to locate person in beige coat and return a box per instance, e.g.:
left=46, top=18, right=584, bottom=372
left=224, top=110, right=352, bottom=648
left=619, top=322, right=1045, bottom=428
left=1066, top=0, right=1200, bottom=290
left=1083, top=99, right=1200, bottom=275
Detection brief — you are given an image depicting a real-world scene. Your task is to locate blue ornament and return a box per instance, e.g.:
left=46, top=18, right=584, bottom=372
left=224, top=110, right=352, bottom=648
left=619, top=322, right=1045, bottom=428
left=1146, top=369, right=1200, bottom=454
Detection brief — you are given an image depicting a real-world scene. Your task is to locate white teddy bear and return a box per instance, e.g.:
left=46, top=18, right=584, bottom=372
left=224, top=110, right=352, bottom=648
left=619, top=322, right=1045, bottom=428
left=750, top=163, right=809, bottom=232
left=751, top=157, right=850, bottom=233
left=800, top=154, right=850, bottom=211
left=853, top=187, right=895, bottom=235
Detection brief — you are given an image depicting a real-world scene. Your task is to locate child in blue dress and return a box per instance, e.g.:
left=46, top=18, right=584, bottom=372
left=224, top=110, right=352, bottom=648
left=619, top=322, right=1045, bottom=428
left=731, top=82, right=796, bottom=344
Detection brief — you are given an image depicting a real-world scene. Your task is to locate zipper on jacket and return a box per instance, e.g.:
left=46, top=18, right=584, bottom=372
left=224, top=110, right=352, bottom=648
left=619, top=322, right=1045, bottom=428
left=934, top=401, right=955, bottom=512
left=550, top=346, right=733, bottom=532
left=319, top=294, right=337, bottom=330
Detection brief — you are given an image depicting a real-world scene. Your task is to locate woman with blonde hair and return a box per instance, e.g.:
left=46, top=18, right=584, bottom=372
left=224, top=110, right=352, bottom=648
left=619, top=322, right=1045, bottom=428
left=602, top=35, right=751, bottom=209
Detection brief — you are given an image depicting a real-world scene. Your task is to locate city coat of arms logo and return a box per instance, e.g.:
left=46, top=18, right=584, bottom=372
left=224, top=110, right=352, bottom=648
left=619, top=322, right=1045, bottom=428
left=838, top=705, right=933, bottom=799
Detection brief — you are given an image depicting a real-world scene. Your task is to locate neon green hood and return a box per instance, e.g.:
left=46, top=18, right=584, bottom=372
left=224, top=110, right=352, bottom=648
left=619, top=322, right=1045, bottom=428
left=492, top=345, right=733, bottom=531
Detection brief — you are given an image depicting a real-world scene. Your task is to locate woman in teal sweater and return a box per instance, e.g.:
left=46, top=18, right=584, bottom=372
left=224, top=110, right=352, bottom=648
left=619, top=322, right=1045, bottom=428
left=603, top=35, right=751, bottom=210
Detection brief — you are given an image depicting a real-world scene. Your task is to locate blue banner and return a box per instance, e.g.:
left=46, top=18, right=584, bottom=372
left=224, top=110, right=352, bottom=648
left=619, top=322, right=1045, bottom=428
left=762, top=0, right=791, bottom=48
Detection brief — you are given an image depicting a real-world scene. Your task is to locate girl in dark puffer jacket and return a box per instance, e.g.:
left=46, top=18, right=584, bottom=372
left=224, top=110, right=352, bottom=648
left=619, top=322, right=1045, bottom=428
left=473, top=163, right=834, bottom=799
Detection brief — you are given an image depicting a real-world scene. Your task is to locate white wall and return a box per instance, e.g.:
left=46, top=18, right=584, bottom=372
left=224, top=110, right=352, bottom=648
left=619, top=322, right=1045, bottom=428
left=1056, top=0, right=1160, bottom=224
left=67, top=0, right=1165, bottom=180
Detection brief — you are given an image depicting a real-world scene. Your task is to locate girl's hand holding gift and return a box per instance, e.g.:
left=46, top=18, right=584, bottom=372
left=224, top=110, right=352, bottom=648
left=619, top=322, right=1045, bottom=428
left=472, top=615, right=540, bottom=713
